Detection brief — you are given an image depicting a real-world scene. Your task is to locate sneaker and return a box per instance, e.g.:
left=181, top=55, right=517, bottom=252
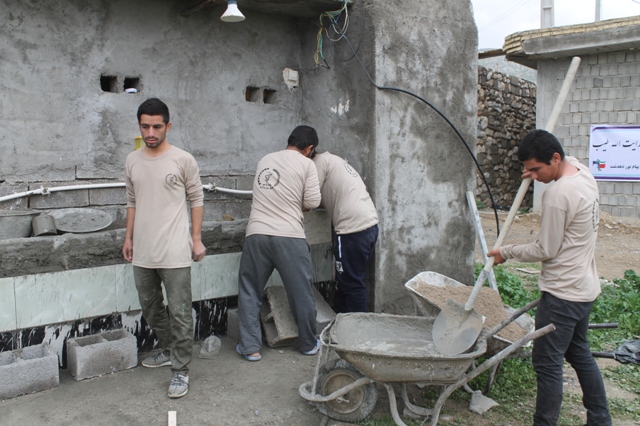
left=168, top=373, right=189, bottom=398
left=141, top=350, right=171, bottom=368
left=301, top=339, right=321, bottom=356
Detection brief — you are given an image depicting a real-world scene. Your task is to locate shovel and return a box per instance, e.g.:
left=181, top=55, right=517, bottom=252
left=432, top=56, right=582, bottom=356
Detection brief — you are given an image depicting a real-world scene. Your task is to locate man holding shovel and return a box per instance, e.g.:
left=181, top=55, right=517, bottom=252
left=488, top=129, right=611, bottom=426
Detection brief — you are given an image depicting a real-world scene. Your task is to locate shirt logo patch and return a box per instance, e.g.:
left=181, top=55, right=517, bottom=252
left=165, top=173, right=178, bottom=187
left=343, top=161, right=359, bottom=177
left=257, top=168, right=281, bottom=189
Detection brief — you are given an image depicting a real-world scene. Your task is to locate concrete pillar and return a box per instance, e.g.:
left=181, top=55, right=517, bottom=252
left=367, top=0, right=478, bottom=313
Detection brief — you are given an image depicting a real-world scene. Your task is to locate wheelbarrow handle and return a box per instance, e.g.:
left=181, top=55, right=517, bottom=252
left=485, top=298, right=540, bottom=341
left=588, top=323, right=618, bottom=329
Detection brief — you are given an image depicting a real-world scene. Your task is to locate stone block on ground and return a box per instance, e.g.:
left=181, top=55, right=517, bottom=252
left=66, top=329, right=137, bottom=381
left=0, top=343, right=60, bottom=399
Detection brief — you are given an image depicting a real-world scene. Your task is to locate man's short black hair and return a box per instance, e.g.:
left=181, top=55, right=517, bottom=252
left=518, top=129, right=565, bottom=165
left=137, top=98, right=170, bottom=124
left=287, top=125, right=318, bottom=150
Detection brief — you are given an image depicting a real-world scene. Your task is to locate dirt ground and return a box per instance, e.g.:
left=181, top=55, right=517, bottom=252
left=477, top=209, right=640, bottom=281
left=1, top=211, right=638, bottom=426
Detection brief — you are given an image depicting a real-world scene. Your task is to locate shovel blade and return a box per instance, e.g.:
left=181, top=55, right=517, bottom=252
left=433, top=299, right=483, bottom=356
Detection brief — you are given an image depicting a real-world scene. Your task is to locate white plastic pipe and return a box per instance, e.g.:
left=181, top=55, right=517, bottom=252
left=0, top=182, right=251, bottom=203
left=202, top=183, right=253, bottom=196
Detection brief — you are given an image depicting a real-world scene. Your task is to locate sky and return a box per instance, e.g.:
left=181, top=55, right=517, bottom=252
left=471, top=0, right=640, bottom=49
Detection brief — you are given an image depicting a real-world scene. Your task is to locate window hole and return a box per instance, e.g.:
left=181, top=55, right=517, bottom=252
left=245, top=86, right=260, bottom=102
left=124, top=77, right=141, bottom=93
left=263, top=89, right=277, bottom=104
left=100, top=75, right=118, bottom=93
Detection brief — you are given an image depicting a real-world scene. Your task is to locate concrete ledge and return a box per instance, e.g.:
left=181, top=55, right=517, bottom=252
left=0, top=220, right=247, bottom=279
left=0, top=343, right=59, bottom=399
left=66, top=329, right=137, bottom=381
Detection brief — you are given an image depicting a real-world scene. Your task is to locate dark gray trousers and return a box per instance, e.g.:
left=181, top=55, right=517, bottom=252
left=237, top=234, right=318, bottom=354
left=133, top=266, right=193, bottom=374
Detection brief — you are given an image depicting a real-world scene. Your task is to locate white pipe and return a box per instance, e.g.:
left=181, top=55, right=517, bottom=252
left=1, top=181, right=252, bottom=203
left=202, top=183, right=253, bottom=196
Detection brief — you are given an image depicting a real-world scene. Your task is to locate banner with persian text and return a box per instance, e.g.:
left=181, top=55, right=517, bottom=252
left=589, top=125, right=640, bottom=181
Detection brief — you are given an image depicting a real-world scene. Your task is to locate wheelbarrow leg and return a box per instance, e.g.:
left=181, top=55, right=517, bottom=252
left=484, top=361, right=503, bottom=395
left=401, top=384, right=433, bottom=417
left=383, top=383, right=411, bottom=426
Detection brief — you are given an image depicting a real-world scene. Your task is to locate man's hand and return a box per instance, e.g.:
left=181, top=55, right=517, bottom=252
left=487, top=248, right=506, bottom=265
left=192, top=240, right=206, bottom=262
left=122, top=239, right=133, bottom=263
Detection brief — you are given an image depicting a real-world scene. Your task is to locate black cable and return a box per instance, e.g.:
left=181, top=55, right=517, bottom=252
left=340, top=35, right=502, bottom=235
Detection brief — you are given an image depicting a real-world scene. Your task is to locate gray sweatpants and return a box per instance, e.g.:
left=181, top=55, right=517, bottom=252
left=237, top=234, right=318, bottom=354
left=133, top=266, right=193, bottom=374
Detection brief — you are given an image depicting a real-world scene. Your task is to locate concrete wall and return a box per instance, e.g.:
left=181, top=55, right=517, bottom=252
left=535, top=52, right=640, bottom=218
left=0, top=0, right=478, bottom=318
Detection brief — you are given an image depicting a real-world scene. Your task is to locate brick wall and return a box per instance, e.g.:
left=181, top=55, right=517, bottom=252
left=549, top=51, right=640, bottom=218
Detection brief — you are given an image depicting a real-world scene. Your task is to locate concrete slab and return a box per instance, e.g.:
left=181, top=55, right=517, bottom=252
left=261, top=286, right=336, bottom=348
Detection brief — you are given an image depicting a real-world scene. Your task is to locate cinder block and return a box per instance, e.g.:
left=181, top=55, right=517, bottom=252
left=0, top=343, right=59, bottom=399
left=226, top=308, right=240, bottom=341
left=66, top=329, right=137, bottom=381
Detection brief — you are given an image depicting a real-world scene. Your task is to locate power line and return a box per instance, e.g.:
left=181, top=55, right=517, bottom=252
left=478, top=0, right=534, bottom=32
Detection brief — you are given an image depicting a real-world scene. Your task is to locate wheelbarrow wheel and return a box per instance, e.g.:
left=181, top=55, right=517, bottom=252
left=315, top=359, right=378, bottom=422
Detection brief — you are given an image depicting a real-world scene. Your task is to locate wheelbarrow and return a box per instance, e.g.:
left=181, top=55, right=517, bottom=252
left=299, top=300, right=554, bottom=426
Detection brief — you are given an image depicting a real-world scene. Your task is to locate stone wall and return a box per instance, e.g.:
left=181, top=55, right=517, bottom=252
left=476, top=66, right=536, bottom=209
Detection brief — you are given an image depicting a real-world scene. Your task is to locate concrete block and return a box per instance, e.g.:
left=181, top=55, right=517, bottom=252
left=0, top=343, right=59, bottom=399
left=29, top=182, right=90, bottom=209
left=66, top=329, right=137, bottom=381
left=226, top=308, right=239, bottom=341
left=204, top=200, right=252, bottom=222
left=88, top=186, right=126, bottom=206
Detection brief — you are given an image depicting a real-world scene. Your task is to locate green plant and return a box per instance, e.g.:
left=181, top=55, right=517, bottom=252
left=590, top=270, right=640, bottom=350
left=476, top=199, right=487, bottom=210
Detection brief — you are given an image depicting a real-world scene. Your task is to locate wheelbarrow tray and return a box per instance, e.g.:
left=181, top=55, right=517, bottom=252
left=324, top=312, right=486, bottom=384
left=404, top=271, right=534, bottom=356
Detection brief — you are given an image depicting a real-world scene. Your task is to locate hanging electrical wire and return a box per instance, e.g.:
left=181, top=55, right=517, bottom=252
left=301, top=0, right=502, bottom=234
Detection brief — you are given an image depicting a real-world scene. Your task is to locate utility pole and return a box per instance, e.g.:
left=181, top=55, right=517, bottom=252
left=541, top=0, right=554, bottom=28
left=595, top=0, right=602, bottom=22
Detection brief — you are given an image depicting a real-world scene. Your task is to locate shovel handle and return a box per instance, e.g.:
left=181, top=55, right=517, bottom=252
left=464, top=57, right=582, bottom=312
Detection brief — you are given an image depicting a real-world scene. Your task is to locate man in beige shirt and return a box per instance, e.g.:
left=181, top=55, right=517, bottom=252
left=312, top=151, right=378, bottom=313
left=488, top=129, right=611, bottom=426
left=123, top=98, right=205, bottom=399
left=236, top=126, right=321, bottom=361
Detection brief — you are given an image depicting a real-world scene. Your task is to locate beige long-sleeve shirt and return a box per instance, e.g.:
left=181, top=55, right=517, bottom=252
left=313, top=152, right=378, bottom=235
left=500, top=157, right=601, bottom=302
left=125, top=146, right=203, bottom=268
left=246, top=149, right=321, bottom=238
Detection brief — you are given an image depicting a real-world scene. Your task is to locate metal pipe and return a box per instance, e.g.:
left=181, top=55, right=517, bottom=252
left=202, top=183, right=253, bottom=195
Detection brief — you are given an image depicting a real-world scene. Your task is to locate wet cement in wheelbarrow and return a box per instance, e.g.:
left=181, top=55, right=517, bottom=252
left=412, top=280, right=527, bottom=344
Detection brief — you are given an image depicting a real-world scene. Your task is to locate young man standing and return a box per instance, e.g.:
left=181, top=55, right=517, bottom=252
left=123, top=98, right=206, bottom=398
left=488, top=129, right=611, bottom=426
left=312, top=151, right=378, bottom=313
left=236, top=125, right=322, bottom=361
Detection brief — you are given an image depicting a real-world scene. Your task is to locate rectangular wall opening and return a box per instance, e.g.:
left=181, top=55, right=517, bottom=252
left=263, top=89, right=277, bottom=104
left=100, top=75, right=118, bottom=93
left=245, top=86, right=260, bottom=102
left=124, top=77, right=141, bottom=92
